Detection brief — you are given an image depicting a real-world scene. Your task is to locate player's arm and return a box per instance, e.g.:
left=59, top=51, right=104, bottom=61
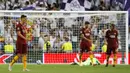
left=16, top=26, right=26, bottom=40
left=80, top=28, right=91, bottom=42
left=17, top=31, right=26, bottom=40
left=81, top=34, right=91, bottom=42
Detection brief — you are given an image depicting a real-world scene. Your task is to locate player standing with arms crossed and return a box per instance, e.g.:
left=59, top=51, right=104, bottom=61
left=79, top=21, right=94, bottom=66
left=9, top=15, right=30, bottom=71
left=105, top=24, right=119, bottom=67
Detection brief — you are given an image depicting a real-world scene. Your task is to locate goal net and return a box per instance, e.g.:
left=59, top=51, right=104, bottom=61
left=0, top=11, right=128, bottom=65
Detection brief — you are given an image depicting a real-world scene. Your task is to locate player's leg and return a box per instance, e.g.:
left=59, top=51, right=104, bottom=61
left=106, top=55, right=110, bottom=67
left=10, top=54, right=21, bottom=66
left=79, top=50, right=83, bottom=66
left=9, top=53, right=21, bottom=71
left=22, top=44, right=30, bottom=71
left=89, top=51, right=94, bottom=66
left=113, top=48, right=118, bottom=67
left=87, top=42, right=95, bottom=66
left=9, top=43, right=22, bottom=71
left=22, top=54, right=30, bottom=71
left=79, top=42, right=85, bottom=66
left=105, top=48, right=111, bottom=67
left=113, top=54, right=117, bottom=67
left=22, top=54, right=27, bottom=70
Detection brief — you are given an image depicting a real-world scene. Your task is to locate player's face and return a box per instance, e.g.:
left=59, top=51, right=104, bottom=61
left=110, top=25, right=115, bottom=30
left=85, top=24, right=89, bottom=28
left=21, top=17, right=27, bottom=24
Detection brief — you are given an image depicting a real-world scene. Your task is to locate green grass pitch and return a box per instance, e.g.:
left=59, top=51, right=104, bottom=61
left=0, top=64, right=130, bottom=73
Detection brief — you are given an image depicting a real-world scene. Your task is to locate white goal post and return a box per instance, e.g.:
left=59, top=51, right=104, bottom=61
left=0, top=11, right=128, bottom=65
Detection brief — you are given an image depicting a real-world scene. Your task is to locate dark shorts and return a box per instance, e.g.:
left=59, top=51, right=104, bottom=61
left=16, top=43, right=27, bottom=54
left=106, top=47, right=117, bottom=55
left=80, top=41, right=91, bottom=53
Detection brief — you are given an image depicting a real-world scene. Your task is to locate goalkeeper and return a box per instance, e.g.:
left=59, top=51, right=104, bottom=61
left=72, top=44, right=100, bottom=66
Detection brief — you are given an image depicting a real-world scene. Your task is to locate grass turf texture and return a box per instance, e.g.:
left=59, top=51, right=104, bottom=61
left=0, top=64, right=130, bottom=73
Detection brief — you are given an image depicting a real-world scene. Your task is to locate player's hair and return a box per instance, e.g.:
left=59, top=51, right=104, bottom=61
left=64, top=37, right=69, bottom=42
left=21, top=15, right=27, bottom=19
left=110, top=23, right=115, bottom=27
left=85, top=21, right=90, bottom=25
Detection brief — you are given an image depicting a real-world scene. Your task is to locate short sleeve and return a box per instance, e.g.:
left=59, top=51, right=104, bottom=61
left=16, top=25, right=20, bottom=31
left=80, top=28, right=84, bottom=34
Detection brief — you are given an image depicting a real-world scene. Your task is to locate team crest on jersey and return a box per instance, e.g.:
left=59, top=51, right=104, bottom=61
left=22, top=30, right=27, bottom=33
left=17, top=27, right=20, bottom=31
left=110, top=35, right=115, bottom=38
left=22, top=30, right=25, bottom=33
left=85, top=33, right=90, bottom=36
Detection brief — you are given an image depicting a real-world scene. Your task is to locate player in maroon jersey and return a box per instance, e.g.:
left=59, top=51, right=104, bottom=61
left=105, top=24, right=119, bottom=67
left=79, top=21, right=94, bottom=66
left=9, top=15, right=30, bottom=71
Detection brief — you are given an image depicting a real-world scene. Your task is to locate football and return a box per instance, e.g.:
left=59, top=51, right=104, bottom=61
left=36, top=60, right=42, bottom=65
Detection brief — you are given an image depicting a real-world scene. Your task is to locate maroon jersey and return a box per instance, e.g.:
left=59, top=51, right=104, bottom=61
left=16, top=23, right=27, bottom=44
left=105, top=29, right=118, bottom=48
left=80, top=27, right=91, bottom=42
left=80, top=27, right=92, bottom=52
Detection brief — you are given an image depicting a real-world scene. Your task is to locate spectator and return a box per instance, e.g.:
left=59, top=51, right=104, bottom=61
left=0, top=0, right=125, bottom=11
left=101, top=42, right=107, bottom=53
left=35, top=2, right=47, bottom=10
left=4, top=24, right=13, bottom=45
left=0, top=17, right=4, bottom=36
left=4, top=43, right=14, bottom=54
left=38, top=32, right=44, bottom=50
left=61, top=37, right=72, bottom=53
left=51, top=3, right=58, bottom=10
left=43, top=35, right=51, bottom=53
left=99, top=0, right=107, bottom=10
left=0, top=35, right=4, bottom=55
left=32, top=23, right=40, bottom=51
left=0, top=0, right=5, bottom=10
left=46, top=3, right=52, bottom=10
left=20, top=1, right=35, bottom=10
left=91, top=23, right=98, bottom=42
left=50, top=30, right=56, bottom=49
left=53, top=36, right=62, bottom=53
left=6, top=0, right=12, bottom=10
left=110, top=0, right=124, bottom=11
left=98, top=26, right=108, bottom=50
left=13, top=0, right=21, bottom=10
left=58, top=27, right=64, bottom=40
left=47, top=0, right=56, bottom=5
left=63, top=29, right=72, bottom=41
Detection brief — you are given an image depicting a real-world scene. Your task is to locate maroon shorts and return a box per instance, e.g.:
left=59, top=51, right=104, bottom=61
left=106, top=46, right=117, bottom=55
left=80, top=41, right=92, bottom=53
left=16, top=43, right=27, bottom=54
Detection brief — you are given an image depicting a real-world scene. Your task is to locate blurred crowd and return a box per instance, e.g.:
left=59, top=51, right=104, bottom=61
left=0, top=0, right=125, bottom=11
left=0, top=0, right=60, bottom=10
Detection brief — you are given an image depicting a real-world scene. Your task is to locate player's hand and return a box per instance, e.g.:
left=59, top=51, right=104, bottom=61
left=88, top=39, right=92, bottom=43
left=26, top=38, right=29, bottom=41
left=24, top=37, right=28, bottom=41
